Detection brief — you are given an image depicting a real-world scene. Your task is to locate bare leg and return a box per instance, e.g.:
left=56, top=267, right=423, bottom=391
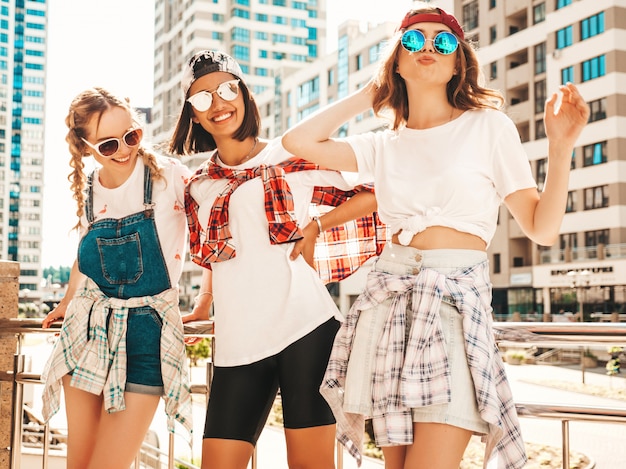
left=86, top=391, right=160, bottom=469
left=201, top=438, right=255, bottom=469
left=381, top=445, right=407, bottom=469
left=403, top=422, right=472, bottom=469
left=63, top=375, right=103, bottom=469
left=284, top=424, right=336, bottom=469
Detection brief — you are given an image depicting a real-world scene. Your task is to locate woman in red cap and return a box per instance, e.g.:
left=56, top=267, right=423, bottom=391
left=283, top=3, right=589, bottom=469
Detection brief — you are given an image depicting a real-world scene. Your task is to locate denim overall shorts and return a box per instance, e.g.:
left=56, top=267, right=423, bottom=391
left=77, top=166, right=170, bottom=394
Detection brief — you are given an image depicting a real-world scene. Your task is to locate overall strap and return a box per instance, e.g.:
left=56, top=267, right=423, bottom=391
left=86, top=172, right=95, bottom=224
left=143, top=165, right=153, bottom=207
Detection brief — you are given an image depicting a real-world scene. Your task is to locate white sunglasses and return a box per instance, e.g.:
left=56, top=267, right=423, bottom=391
left=81, top=128, right=143, bottom=158
left=187, top=79, right=240, bottom=112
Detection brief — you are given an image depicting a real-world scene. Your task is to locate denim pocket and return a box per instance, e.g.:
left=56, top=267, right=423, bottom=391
left=97, top=233, right=144, bottom=285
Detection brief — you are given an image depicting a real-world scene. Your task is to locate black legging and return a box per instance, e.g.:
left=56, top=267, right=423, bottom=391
left=203, top=317, right=340, bottom=445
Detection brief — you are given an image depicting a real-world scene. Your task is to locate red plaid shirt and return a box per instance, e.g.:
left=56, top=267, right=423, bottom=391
left=185, top=157, right=387, bottom=283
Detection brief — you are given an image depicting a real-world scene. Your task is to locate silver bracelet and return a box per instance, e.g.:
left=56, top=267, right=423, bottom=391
left=313, top=216, right=324, bottom=235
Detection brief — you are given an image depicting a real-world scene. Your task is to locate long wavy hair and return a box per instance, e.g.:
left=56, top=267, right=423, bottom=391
left=372, top=4, right=504, bottom=130
left=65, top=87, right=163, bottom=231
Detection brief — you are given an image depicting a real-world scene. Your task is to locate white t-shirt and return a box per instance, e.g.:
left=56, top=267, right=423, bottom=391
left=345, top=108, right=537, bottom=246
left=188, top=138, right=357, bottom=366
left=81, top=156, right=192, bottom=287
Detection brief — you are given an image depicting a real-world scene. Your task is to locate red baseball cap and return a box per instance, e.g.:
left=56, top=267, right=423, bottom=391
left=398, top=8, right=465, bottom=40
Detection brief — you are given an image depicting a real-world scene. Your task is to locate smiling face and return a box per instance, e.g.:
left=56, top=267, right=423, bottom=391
left=83, top=106, right=141, bottom=185
left=187, top=71, right=245, bottom=142
left=396, top=22, right=458, bottom=88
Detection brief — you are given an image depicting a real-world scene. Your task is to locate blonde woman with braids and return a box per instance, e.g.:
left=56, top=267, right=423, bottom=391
left=40, top=87, right=193, bottom=469
left=283, top=3, right=589, bottom=469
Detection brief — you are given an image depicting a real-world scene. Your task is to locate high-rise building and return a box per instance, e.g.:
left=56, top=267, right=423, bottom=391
left=0, top=0, right=48, bottom=293
left=460, top=0, right=624, bottom=320
left=280, top=0, right=626, bottom=320
left=159, top=0, right=626, bottom=320
left=151, top=0, right=327, bottom=145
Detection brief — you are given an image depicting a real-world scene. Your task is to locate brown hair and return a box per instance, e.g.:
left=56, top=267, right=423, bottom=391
left=372, top=5, right=504, bottom=130
left=168, top=79, right=261, bottom=156
left=65, top=87, right=163, bottom=230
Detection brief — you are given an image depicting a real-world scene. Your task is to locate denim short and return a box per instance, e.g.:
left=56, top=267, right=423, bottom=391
left=125, top=306, right=164, bottom=395
left=344, top=243, right=489, bottom=434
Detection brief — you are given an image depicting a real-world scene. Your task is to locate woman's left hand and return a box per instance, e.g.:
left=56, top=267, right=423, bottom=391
left=544, top=82, right=590, bottom=150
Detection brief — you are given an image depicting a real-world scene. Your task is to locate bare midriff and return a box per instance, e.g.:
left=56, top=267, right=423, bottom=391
left=391, top=226, right=487, bottom=251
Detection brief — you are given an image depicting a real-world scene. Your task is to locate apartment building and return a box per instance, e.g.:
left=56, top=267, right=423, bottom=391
left=462, top=0, right=626, bottom=320
left=150, top=0, right=327, bottom=146
left=0, top=0, right=47, bottom=292
left=159, top=0, right=625, bottom=320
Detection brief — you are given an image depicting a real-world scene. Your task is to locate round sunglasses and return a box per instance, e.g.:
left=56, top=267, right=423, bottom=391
left=187, top=79, right=240, bottom=112
left=81, top=128, right=143, bottom=158
left=401, top=30, right=459, bottom=55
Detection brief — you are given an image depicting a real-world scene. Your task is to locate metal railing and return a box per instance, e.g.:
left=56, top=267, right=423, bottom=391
left=0, top=317, right=214, bottom=469
left=494, top=321, right=626, bottom=469
left=3, top=319, right=626, bottom=469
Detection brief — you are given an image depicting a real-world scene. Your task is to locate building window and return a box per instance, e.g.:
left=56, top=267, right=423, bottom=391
left=588, top=98, right=606, bottom=122
left=534, top=79, right=546, bottom=114
left=560, top=233, right=577, bottom=260
left=581, top=12, right=604, bottom=40
left=585, top=229, right=609, bottom=253
left=489, top=25, right=497, bottom=44
left=556, top=0, right=572, bottom=10
left=490, top=61, right=497, bottom=79
left=556, top=25, right=573, bottom=49
left=463, top=0, right=479, bottom=31
left=583, top=141, right=607, bottom=166
left=232, top=45, right=250, bottom=62
left=561, top=66, right=574, bottom=84
left=369, top=42, right=382, bottom=63
left=536, top=158, right=547, bottom=191
left=535, top=119, right=546, bottom=139
left=328, top=68, right=334, bottom=85
left=232, top=8, right=250, bottom=19
left=584, top=185, right=609, bottom=210
left=571, top=150, right=576, bottom=170
left=534, top=42, right=546, bottom=75
left=581, top=55, right=606, bottom=82
left=356, top=54, right=362, bottom=70
left=493, top=253, right=501, bottom=274
left=297, top=76, right=320, bottom=107
left=489, top=0, right=496, bottom=9
left=566, top=191, right=577, bottom=213
left=533, top=3, right=546, bottom=24
left=232, top=27, right=250, bottom=42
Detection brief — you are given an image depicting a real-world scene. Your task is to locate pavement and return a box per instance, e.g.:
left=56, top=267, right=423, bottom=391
left=24, top=337, right=626, bottom=468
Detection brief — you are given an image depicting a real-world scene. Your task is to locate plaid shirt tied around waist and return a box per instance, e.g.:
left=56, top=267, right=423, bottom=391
left=320, top=261, right=527, bottom=469
left=41, top=278, right=193, bottom=438
left=185, top=156, right=386, bottom=283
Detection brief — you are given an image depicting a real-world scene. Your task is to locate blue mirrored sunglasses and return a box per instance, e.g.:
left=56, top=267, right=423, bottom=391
left=401, top=30, right=459, bottom=55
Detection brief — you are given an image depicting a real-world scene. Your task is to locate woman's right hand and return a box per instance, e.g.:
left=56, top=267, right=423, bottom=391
left=42, top=302, right=69, bottom=329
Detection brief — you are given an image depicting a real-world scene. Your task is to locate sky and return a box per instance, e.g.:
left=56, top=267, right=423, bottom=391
left=41, top=0, right=418, bottom=267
